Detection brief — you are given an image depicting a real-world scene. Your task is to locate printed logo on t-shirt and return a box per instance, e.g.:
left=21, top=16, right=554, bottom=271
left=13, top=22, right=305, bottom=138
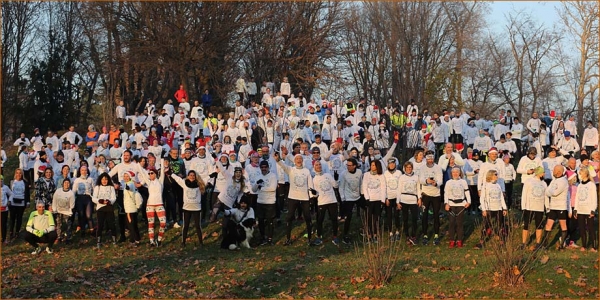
left=186, top=188, right=200, bottom=203
left=293, top=174, right=307, bottom=187
left=387, top=178, right=398, bottom=190
left=577, top=186, right=589, bottom=203
left=318, top=179, right=332, bottom=192
left=403, top=180, right=417, bottom=194
left=450, top=185, right=464, bottom=199
left=77, top=183, right=86, bottom=195
left=368, top=178, right=381, bottom=190
left=531, top=184, right=545, bottom=199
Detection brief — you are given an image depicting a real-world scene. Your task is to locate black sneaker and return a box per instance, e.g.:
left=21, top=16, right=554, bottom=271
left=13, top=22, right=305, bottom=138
left=342, top=237, right=351, bottom=245
left=283, top=239, right=292, bottom=246
left=260, top=239, right=269, bottom=246
left=156, top=240, right=161, bottom=247
left=268, top=239, right=274, bottom=246
left=433, top=237, right=440, bottom=246
left=422, top=236, right=429, bottom=245
left=475, top=243, right=483, bottom=249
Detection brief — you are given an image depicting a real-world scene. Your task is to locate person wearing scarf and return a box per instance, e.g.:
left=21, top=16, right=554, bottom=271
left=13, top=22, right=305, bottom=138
left=170, top=169, right=206, bottom=247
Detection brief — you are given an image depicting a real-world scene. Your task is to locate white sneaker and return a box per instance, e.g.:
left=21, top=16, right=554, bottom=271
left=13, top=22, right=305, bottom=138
left=31, top=247, right=42, bottom=255
left=173, top=222, right=181, bottom=229
left=45, top=247, right=53, bottom=254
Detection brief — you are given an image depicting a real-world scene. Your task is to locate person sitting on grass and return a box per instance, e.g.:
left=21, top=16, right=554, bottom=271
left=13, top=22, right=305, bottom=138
left=444, top=166, right=471, bottom=248
left=20, top=201, right=58, bottom=255
left=476, top=170, right=507, bottom=249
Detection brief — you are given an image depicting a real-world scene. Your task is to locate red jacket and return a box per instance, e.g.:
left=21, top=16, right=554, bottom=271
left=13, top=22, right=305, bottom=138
left=174, top=89, right=188, bottom=103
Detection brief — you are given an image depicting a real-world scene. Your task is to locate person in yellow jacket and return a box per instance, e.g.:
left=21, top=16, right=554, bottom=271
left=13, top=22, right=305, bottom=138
left=390, top=109, right=408, bottom=131
left=20, top=201, right=57, bottom=254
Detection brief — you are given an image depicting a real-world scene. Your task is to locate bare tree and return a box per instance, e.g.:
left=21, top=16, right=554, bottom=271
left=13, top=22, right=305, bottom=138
left=557, top=0, right=599, bottom=137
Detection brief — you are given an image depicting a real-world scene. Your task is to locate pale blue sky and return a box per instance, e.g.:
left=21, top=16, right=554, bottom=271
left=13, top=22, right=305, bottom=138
left=489, top=1, right=561, bottom=30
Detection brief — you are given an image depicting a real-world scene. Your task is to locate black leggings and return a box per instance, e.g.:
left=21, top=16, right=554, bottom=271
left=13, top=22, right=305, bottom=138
left=316, top=203, right=338, bottom=238
left=276, top=184, right=289, bottom=219
left=8, top=204, right=26, bottom=235
left=505, top=181, right=513, bottom=209
left=522, top=210, right=544, bottom=231
left=447, top=206, right=466, bottom=241
left=257, top=203, right=276, bottom=240
left=182, top=210, right=202, bottom=245
left=96, top=207, right=116, bottom=240
left=75, top=195, right=94, bottom=233
left=401, top=203, right=419, bottom=237
left=468, top=185, right=479, bottom=212
left=421, top=194, right=441, bottom=236
left=481, top=210, right=505, bottom=241
left=577, top=214, right=596, bottom=249
left=286, top=199, right=312, bottom=240
left=366, top=201, right=382, bottom=236
left=341, top=201, right=358, bottom=237
left=126, top=212, right=141, bottom=243
left=384, top=199, right=400, bottom=232
left=1, top=211, right=7, bottom=242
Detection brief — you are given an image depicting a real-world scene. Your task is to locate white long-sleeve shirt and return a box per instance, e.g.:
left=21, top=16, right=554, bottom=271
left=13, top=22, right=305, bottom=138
left=479, top=182, right=506, bottom=211
left=383, top=170, right=403, bottom=200
left=277, top=160, right=313, bottom=201
left=362, top=173, right=387, bottom=202
left=545, top=176, right=569, bottom=212
left=443, top=179, right=471, bottom=206
left=419, top=164, right=443, bottom=197
left=52, top=189, right=76, bottom=216
left=521, top=178, right=547, bottom=212
left=91, top=185, right=117, bottom=210
left=339, top=169, right=362, bottom=202
left=397, top=173, right=421, bottom=204
left=582, top=127, right=599, bottom=147
left=252, top=172, right=278, bottom=205
left=574, top=180, right=598, bottom=215
left=170, top=175, right=202, bottom=211
left=517, top=156, right=543, bottom=182
left=313, top=173, right=338, bottom=205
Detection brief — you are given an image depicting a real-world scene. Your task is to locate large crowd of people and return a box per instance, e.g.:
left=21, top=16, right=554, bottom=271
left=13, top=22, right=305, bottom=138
left=2, top=78, right=599, bottom=255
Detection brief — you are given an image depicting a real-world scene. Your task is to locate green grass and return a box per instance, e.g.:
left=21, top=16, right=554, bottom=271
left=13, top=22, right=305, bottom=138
left=1, top=156, right=598, bottom=298
left=1, top=209, right=598, bottom=299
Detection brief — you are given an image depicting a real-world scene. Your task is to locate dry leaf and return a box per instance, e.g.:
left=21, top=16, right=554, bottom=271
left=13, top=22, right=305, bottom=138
left=512, top=266, right=520, bottom=276
left=540, top=255, right=549, bottom=264
left=472, top=259, right=477, bottom=265
left=432, top=260, right=437, bottom=265
left=564, top=270, right=571, bottom=278
left=413, top=268, right=419, bottom=273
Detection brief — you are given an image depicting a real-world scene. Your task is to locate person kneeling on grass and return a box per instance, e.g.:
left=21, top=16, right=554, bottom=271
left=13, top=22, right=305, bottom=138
left=444, top=166, right=471, bottom=248
left=221, top=197, right=255, bottom=250
left=476, top=170, right=507, bottom=249
left=20, top=201, right=58, bottom=254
